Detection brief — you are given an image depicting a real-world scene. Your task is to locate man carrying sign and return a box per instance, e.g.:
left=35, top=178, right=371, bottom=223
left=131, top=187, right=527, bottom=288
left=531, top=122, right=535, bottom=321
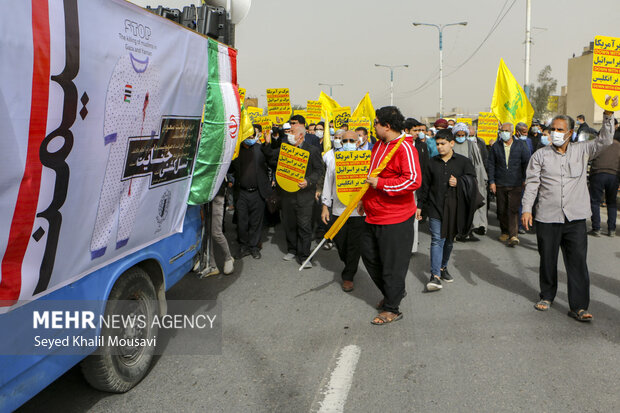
left=321, top=131, right=366, bottom=292
left=523, top=111, right=615, bottom=321
left=358, top=107, right=422, bottom=325
left=280, top=123, right=324, bottom=268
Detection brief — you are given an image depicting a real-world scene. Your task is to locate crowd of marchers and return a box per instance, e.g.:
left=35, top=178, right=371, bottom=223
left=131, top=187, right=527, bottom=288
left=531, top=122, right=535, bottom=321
left=200, top=107, right=619, bottom=325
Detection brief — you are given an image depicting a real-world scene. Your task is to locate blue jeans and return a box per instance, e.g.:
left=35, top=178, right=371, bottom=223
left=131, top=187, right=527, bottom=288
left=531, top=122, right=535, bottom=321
left=589, top=173, right=618, bottom=231
left=429, top=218, right=453, bottom=276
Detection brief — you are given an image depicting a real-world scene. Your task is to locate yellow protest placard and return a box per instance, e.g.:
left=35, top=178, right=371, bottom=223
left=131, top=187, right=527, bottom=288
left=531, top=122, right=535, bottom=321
left=239, top=87, right=246, bottom=105
left=247, top=107, right=263, bottom=122
left=477, top=112, right=499, bottom=144
left=307, top=100, right=322, bottom=123
left=546, top=96, right=559, bottom=112
left=591, top=35, right=620, bottom=110
left=294, top=110, right=308, bottom=119
left=276, top=143, right=309, bottom=192
left=267, top=88, right=292, bottom=120
left=335, top=150, right=371, bottom=205
left=456, top=117, right=472, bottom=126
left=255, top=116, right=272, bottom=134
left=347, top=117, right=371, bottom=131
left=333, top=107, right=351, bottom=128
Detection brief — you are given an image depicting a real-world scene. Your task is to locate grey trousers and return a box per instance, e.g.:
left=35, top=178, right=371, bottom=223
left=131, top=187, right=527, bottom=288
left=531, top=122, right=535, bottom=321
left=209, top=195, right=232, bottom=266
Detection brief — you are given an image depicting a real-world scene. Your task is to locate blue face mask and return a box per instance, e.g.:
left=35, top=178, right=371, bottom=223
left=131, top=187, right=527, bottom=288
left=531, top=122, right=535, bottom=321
left=418, top=132, right=426, bottom=140
left=342, top=142, right=357, bottom=151
left=499, top=131, right=511, bottom=142
left=455, top=136, right=466, bottom=144
left=541, top=135, right=550, bottom=146
left=467, top=136, right=476, bottom=142
left=244, top=138, right=258, bottom=146
left=329, top=128, right=335, bottom=135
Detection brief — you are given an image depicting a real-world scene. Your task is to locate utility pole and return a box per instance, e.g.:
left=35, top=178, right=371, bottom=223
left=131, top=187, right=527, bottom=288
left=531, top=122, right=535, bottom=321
left=374, top=64, right=409, bottom=106
left=413, top=21, right=467, bottom=117
left=524, top=0, right=532, bottom=98
left=318, top=83, right=344, bottom=98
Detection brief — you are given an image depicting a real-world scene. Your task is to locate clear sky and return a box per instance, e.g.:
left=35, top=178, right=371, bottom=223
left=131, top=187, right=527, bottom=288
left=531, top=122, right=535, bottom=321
left=131, top=0, right=618, bottom=118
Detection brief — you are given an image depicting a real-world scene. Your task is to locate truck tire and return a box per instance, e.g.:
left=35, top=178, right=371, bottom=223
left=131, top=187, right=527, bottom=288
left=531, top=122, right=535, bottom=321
left=81, top=266, right=159, bottom=393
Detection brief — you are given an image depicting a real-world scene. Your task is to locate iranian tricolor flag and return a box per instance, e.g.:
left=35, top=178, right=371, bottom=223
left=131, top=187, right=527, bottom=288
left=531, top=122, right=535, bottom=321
left=188, top=38, right=241, bottom=204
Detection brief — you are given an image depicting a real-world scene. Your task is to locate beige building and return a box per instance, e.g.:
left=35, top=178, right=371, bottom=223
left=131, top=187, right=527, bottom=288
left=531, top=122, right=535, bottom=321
left=564, top=43, right=603, bottom=129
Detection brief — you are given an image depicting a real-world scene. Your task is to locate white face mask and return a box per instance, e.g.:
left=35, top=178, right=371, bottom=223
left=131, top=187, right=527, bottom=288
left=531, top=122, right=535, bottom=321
left=467, top=136, right=476, bottom=142
left=499, top=131, right=511, bottom=142
left=315, top=130, right=324, bottom=138
left=333, top=138, right=342, bottom=149
left=287, top=133, right=297, bottom=146
left=357, top=136, right=365, bottom=145
left=551, top=131, right=567, bottom=146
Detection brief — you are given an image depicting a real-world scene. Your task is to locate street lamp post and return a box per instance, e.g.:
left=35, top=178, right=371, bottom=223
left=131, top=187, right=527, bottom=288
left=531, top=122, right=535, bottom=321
left=412, top=21, right=467, bottom=117
left=318, top=82, right=344, bottom=98
left=374, top=64, right=409, bottom=106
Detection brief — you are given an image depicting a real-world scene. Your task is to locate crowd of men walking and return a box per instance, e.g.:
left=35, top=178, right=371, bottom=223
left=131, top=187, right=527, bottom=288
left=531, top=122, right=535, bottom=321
left=200, top=106, right=619, bottom=325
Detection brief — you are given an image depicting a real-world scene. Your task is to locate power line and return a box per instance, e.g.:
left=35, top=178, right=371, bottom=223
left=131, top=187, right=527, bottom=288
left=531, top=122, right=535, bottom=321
left=400, top=0, right=517, bottom=97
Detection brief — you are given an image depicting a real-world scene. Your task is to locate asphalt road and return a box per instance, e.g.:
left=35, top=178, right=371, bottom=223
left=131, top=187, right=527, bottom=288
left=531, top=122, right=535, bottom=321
left=19, top=206, right=620, bottom=412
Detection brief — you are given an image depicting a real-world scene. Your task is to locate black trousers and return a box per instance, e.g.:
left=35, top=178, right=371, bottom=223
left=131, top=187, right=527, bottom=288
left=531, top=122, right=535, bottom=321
left=281, top=194, right=313, bottom=262
left=536, top=219, right=590, bottom=311
left=496, top=185, right=522, bottom=237
left=333, top=215, right=364, bottom=281
left=361, top=216, right=414, bottom=314
left=236, top=189, right=265, bottom=252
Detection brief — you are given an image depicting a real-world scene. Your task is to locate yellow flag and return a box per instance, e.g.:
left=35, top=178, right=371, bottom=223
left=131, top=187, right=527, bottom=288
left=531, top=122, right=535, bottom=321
left=232, top=104, right=255, bottom=160
left=319, top=91, right=341, bottom=153
left=352, top=92, right=375, bottom=122
left=353, top=92, right=376, bottom=139
left=491, top=59, right=534, bottom=126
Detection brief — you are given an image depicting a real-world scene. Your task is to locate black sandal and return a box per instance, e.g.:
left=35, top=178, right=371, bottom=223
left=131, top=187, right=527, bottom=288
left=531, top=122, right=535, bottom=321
left=568, top=309, right=592, bottom=322
left=371, top=312, right=403, bottom=325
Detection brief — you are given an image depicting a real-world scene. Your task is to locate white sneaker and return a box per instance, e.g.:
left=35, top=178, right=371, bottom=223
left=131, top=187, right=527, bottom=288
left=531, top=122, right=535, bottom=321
left=223, top=258, right=234, bottom=275
left=282, top=253, right=296, bottom=261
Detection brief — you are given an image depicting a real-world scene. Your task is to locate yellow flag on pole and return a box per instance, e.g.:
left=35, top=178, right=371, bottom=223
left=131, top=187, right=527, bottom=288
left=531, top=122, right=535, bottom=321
left=491, top=59, right=535, bottom=126
left=232, top=104, right=255, bottom=160
left=319, top=91, right=341, bottom=153
left=352, top=92, right=375, bottom=122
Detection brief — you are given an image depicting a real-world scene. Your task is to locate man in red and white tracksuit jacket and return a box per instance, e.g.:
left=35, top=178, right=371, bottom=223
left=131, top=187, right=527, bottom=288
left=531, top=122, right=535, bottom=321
left=359, top=106, right=422, bottom=325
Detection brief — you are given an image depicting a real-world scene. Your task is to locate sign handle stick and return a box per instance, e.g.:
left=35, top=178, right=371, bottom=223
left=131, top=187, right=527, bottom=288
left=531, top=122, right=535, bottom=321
left=298, top=239, right=326, bottom=271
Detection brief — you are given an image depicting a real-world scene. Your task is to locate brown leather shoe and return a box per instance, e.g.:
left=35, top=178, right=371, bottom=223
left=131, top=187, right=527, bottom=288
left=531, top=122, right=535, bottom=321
left=342, top=280, right=354, bottom=292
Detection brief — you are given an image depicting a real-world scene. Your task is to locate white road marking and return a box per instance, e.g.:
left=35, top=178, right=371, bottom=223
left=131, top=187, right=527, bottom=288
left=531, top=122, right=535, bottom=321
left=317, top=345, right=361, bottom=413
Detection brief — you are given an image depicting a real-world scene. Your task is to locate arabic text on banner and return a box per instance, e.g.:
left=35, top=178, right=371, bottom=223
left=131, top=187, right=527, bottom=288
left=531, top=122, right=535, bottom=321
left=456, top=117, right=472, bottom=126
left=239, top=87, right=246, bottom=105
left=333, top=107, right=351, bottom=128
left=275, top=143, right=309, bottom=192
left=0, top=0, right=208, bottom=311
left=477, top=112, right=499, bottom=144
left=247, top=107, right=263, bottom=122
left=347, top=117, right=371, bottom=131
left=266, top=88, right=292, bottom=124
left=334, top=150, right=371, bottom=205
left=591, top=35, right=620, bottom=110
left=306, top=100, right=322, bottom=123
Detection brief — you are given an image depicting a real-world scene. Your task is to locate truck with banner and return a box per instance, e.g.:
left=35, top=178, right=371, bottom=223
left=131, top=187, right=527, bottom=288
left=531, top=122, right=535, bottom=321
left=0, top=0, right=247, bottom=410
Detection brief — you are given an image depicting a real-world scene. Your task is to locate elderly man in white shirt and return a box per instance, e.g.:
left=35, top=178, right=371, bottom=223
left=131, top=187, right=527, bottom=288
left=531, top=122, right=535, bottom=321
left=321, top=130, right=366, bottom=293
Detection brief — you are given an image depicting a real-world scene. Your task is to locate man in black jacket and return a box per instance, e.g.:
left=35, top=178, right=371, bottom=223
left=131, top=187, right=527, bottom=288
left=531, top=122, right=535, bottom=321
left=488, top=123, right=531, bottom=246
left=279, top=123, right=325, bottom=268
left=231, top=125, right=278, bottom=259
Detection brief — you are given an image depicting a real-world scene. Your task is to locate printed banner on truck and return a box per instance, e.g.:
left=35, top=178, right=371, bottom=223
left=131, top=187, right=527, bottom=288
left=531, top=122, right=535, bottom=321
left=0, top=0, right=217, bottom=311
